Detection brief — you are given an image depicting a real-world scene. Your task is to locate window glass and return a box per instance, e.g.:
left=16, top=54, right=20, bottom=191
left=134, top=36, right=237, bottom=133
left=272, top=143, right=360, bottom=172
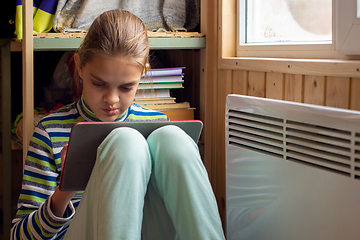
left=245, top=0, right=332, bottom=44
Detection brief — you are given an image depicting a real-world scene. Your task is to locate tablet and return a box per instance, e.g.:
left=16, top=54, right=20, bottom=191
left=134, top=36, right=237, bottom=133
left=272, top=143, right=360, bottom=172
left=59, top=120, right=203, bottom=191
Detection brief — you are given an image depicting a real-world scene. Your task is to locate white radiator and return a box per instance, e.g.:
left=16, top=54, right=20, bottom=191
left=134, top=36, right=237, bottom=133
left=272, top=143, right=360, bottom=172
left=225, top=94, right=360, bottom=240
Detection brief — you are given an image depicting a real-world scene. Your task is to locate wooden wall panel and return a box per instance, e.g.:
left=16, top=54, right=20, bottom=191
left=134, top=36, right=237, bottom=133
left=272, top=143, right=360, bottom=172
left=248, top=71, right=266, bottom=97
left=220, top=0, right=237, bottom=57
left=233, top=70, right=248, bottom=95
left=303, top=75, right=326, bottom=106
left=217, top=69, right=233, bottom=226
left=201, top=0, right=218, bottom=190
left=284, top=74, right=303, bottom=102
left=265, top=72, right=284, bottom=100
left=326, top=77, right=350, bottom=108
left=350, top=78, right=360, bottom=111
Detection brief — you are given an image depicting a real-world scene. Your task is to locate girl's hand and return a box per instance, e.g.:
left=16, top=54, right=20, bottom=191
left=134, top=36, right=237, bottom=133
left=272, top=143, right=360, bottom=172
left=50, top=144, right=77, bottom=217
left=60, top=144, right=69, bottom=170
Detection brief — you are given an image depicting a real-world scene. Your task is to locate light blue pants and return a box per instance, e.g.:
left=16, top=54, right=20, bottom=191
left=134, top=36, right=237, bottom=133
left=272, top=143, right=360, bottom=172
left=64, top=125, right=225, bottom=239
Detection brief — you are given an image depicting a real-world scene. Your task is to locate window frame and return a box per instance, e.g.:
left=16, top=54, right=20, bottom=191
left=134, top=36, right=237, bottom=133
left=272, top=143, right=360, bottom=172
left=236, top=0, right=360, bottom=59
left=336, top=0, right=360, bottom=55
left=218, top=0, right=360, bottom=79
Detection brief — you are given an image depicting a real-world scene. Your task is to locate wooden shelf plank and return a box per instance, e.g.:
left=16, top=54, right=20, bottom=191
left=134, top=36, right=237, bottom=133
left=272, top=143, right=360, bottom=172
left=9, top=32, right=206, bottom=51
left=149, top=37, right=206, bottom=50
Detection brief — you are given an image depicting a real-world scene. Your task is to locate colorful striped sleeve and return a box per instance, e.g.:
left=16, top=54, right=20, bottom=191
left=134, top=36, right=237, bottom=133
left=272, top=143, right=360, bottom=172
left=126, top=104, right=169, bottom=121
left=11, top=123, right=75, bottom=240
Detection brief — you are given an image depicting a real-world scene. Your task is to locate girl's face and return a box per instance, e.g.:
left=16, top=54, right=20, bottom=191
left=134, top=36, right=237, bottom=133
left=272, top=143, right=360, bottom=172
left=75, top=54, right=144, bottom=121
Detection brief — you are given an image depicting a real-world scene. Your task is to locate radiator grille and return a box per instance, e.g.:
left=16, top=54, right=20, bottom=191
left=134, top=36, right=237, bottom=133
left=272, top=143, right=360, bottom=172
left=227, top=109, right=360, bottom=179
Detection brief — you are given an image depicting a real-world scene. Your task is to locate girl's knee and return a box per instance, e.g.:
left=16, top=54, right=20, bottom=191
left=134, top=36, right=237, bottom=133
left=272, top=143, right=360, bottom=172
left=148, top=125, right=194, bottom=147
left=147, top=125, right=200, bottom=167
left=97, top=127, right=150, bottom=167
left=101, top=127, right=145, bottom=146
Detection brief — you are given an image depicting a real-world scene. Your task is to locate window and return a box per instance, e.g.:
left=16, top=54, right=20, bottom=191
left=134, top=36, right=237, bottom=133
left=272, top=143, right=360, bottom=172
left=237, top=0, right=360, bottom=59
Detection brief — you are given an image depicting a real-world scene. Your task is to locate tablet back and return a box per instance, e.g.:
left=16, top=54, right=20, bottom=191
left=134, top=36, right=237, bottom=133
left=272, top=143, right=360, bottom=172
left=60, top=120, right=203, bottom=191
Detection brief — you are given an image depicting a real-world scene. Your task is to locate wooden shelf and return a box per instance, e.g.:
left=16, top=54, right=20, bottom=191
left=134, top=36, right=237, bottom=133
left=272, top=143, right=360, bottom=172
left=10, top=32, right=206, bottom=51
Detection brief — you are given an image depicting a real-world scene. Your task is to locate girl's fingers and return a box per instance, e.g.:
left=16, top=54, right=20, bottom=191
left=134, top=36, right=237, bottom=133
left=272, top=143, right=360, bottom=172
left=60, top=144, right=69, bottom=169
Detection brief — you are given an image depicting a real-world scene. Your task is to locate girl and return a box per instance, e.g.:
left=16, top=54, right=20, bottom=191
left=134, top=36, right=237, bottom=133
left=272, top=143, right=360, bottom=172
left=11, top=9, right=225, bottom=240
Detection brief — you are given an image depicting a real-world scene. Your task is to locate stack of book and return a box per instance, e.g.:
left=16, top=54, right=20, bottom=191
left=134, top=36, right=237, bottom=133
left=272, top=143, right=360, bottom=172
left=134, top=67, right=194, bottom=120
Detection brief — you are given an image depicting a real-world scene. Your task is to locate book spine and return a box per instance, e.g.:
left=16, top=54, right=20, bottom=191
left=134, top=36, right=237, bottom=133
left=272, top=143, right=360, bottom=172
left=143, top=67, right=185, bottom=77
left=137, top=83, right=183, bottom=90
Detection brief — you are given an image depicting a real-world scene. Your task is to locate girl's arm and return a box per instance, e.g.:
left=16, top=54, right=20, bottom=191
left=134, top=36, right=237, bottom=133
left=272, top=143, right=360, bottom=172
left=51, top=187, right=77, bottom=217
left=51, top=144, right=77, bottom=217
left=10, top=124, right=75, bottom=240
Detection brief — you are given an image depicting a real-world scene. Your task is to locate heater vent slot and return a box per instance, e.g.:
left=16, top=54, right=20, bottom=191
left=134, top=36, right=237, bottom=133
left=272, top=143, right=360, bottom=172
left=285, top=120, right=352, bottom=175
left=227, top=108, right=359, bottom=180
left=354, top=135, right=360, bottom=179
left=228, top=110, right=284, bottom=159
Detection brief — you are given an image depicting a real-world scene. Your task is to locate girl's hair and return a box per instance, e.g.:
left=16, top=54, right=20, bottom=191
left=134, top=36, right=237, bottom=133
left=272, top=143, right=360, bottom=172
left=73, top=9, right=149, bottom=97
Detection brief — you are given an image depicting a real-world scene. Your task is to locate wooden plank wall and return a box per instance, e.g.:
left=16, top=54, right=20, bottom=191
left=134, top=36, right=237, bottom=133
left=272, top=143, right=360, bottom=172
left=230, top=71, right=360, bottom=109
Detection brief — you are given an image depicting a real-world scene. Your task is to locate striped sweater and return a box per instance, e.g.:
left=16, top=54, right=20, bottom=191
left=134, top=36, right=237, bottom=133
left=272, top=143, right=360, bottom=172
left=11, top=96, right=168, bottom=240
